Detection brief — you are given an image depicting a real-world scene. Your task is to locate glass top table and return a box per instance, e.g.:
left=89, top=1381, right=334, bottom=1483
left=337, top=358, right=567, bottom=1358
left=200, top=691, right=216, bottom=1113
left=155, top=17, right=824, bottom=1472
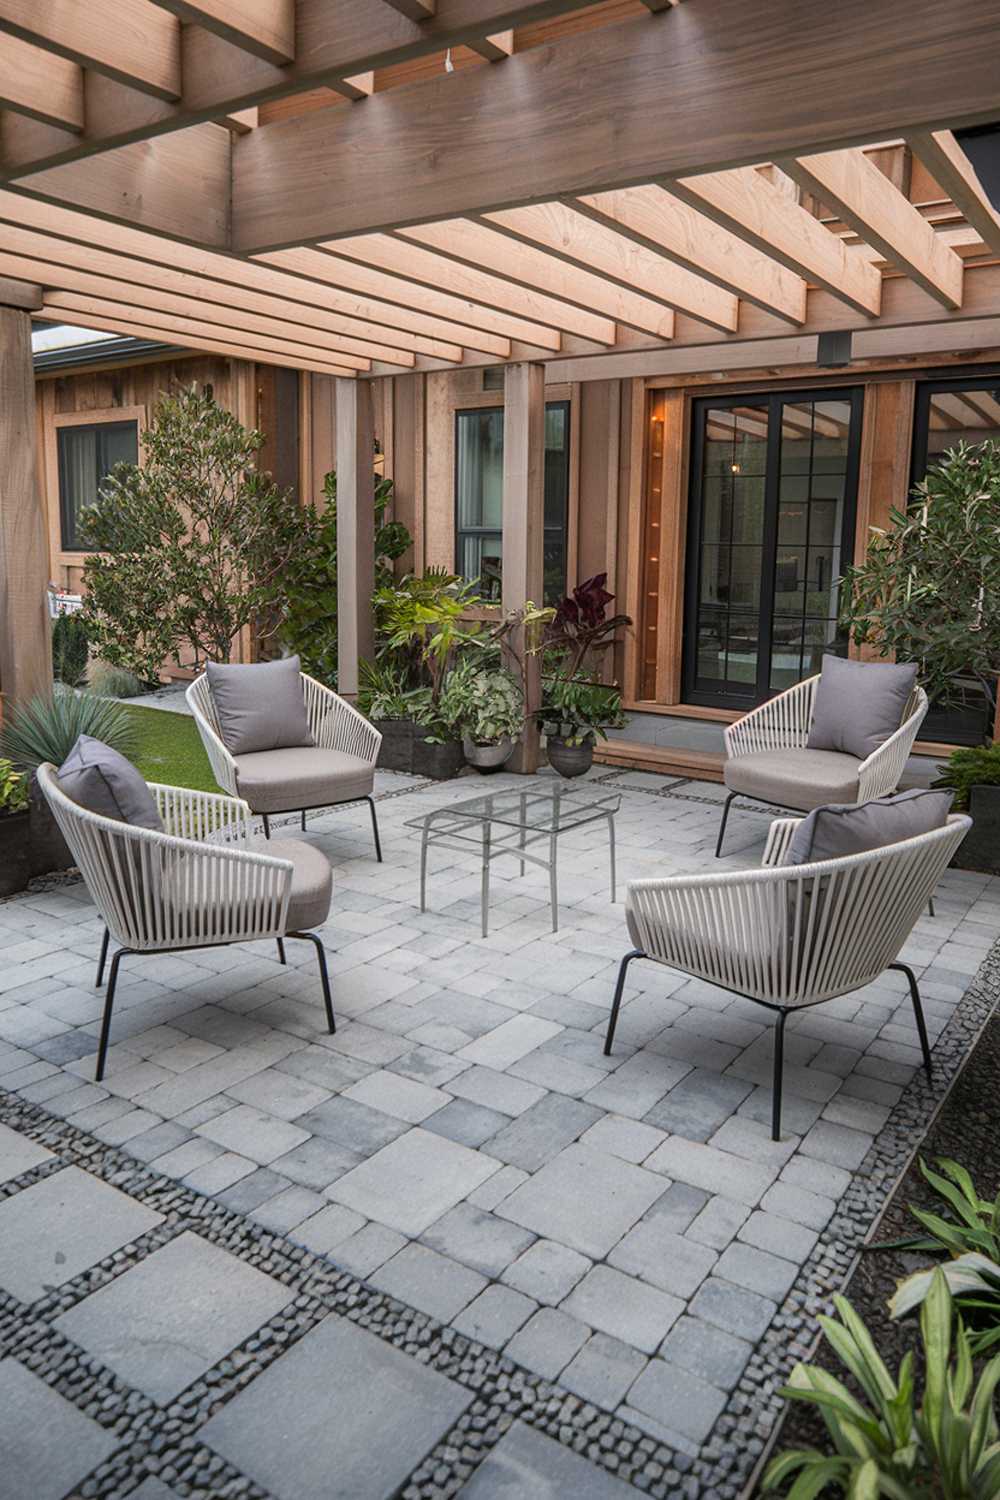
left=406, top=784, right=622, bottom=937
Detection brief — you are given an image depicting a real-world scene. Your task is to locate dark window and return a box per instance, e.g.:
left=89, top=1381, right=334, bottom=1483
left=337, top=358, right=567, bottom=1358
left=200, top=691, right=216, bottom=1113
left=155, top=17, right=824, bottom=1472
left=683, top=389, right=862, bottom=707
left=911, top=372, right=1000, bottom=743
left=455, top=401, right=570, bottom=605
left=57, top=420, right=139, bottom=551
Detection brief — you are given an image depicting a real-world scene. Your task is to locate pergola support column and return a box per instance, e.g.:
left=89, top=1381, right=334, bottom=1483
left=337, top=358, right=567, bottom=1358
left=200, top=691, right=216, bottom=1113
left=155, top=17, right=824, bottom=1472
left=502, top=361, right=545, bottom=773
left=0, top=291, right=52, bottom=710
left=335, top=378, right=375, bottom=698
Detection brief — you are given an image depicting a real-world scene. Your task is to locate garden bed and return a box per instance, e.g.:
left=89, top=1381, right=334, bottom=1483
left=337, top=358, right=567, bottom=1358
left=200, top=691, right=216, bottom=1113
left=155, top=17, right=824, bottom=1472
left=770, top=1011, right=1000, bottom=1471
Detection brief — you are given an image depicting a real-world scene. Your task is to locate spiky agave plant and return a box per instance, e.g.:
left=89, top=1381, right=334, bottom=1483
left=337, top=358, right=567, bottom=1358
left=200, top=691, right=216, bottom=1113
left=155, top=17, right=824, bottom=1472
left=763, top=1269, right=1000, bottom=1498
left=0, top=690, right=136, bottom=772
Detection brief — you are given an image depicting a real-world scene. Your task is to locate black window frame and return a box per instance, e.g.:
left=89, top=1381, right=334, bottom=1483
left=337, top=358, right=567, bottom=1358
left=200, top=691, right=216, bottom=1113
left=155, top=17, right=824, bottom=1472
left=56, top=418, right=140, bottom=553
left=453, top=400, right=571, bottom=605
left=682, top=385, right=863, bottom=709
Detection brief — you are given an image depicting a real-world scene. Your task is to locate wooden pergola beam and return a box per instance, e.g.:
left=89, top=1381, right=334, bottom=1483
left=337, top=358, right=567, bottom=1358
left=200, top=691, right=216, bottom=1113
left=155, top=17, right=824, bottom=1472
left=467, top=30, right=514, bottom=60
left=148, top=0, right=295, bottom=67
left=380, top=0, right=436, bottom=18
left=574, top=186, right=807, bottom=323
left=483, top=201, right=738, bottom=332
left=0, top=305, right=51, bottom=701
left=399, top=218, right=675, bottom=338
left=325, top=232, right=617, bottom=343
left=335, top=377, right=375, bottom=696
left=906, top=129, right=1000, bottom=260
left=782, top=149, right=964, bottom=309
left=0, top=0, right=182, bottom=101
left=667, top=166, right=883, bottom=318
left=224, top=0, right=1000, bottom=251
left=0, top=35, right=84, bottom=132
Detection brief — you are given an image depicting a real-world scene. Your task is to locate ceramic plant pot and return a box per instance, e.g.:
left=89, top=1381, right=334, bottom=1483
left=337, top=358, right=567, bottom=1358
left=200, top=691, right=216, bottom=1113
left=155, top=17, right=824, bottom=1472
left=374, top=718, right=415, bottom=772
left=462, top=735, right=514, bottom=774
left=952, top=783, right=1000, bottom=873
left=546, top=735, right=594, bottom=779
left=412, top=736, right=465, bottom=781
left=0, top=809, right=31, bottom=896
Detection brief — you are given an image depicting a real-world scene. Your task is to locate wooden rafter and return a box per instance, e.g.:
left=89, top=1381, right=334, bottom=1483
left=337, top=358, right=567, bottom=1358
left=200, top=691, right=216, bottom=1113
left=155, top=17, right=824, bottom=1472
left=398, top=218, right=675, bottom=338
left=483, top=201, right=738, bottom=332
left=380, top=0, right=436, bottom=18
left=0, top=36, right=83, bottom=133
left=147, top=1, right=296, bottom=67
left=782, top=149, right=964, bottom=310
left=0, top=0, right=182, bottom=101
left=906, top=129, right=1000, bottom=260
left=667, top=167, right=883, bottom=318
left=467, top=30, right=514, bottom=60
left=574, top=186, right=807, bottom=323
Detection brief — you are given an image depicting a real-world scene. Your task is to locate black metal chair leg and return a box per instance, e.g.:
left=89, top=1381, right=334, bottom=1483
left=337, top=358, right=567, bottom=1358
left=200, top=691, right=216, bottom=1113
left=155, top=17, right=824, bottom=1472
left=96, top=926, right=110, bottom=988
left=95, top=949, right=126, bottom=1081
left=276, top=938, right=287, bottom=965
left=928, top=896, right=936, bottom=918
left=262, top=813, right=271, bottom=839
left=890, top=961, right=933, bottom=1079
left=771, top=1008, right=788, bottom=1141
left=289, top=931, right=335, bottom=1033
left=367, top=796, right=383, bottom=863
left=715, top=791, right=737, bottom=859
left=604, top=949, right=644, bottom=1055
left=301, top=810, right=307, bottom=832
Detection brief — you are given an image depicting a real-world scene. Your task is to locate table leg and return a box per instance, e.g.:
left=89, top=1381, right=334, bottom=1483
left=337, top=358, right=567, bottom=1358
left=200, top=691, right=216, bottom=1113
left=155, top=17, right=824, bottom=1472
left=420, top=822, right=430, bottom=912
left=519, top=791, right=526, bottom=876
left=481, top=821, right=491, bottom=939
left=549, top=829, right=559, bottom=933
left=608, top=812, right=616, bottom=903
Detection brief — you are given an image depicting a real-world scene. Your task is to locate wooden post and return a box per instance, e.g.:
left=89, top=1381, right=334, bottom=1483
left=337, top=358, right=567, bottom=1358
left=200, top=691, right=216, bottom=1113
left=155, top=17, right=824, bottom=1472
left=502, top=361, right=545, bottom=773
left=335, top=378, right=374, bottom=698
left=0, top=298, right=52, bottom=708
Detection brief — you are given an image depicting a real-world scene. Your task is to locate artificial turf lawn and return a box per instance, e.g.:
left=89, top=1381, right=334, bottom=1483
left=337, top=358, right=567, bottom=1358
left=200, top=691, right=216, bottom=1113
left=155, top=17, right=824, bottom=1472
left=122, top=703, right=219, bottom=793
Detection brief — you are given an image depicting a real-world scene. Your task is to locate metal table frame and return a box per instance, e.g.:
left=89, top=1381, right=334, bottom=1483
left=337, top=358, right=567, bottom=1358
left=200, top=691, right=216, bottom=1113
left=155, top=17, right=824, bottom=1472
left=409, top=786, right=620, bottom=937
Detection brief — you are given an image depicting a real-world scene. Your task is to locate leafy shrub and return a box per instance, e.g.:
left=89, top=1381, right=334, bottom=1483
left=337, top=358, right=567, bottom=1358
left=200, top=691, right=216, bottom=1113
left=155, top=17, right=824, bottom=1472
left=52, top=612, right=89, bottom=688
left=0, top=759, right=29, bottom=816
left=88, top=661, right=145, bottom=699
left=763, top=1270, right=1000, bottom=1498
left=933, top=747, right=1000, bottom=811
left=0, top=690, right=136, bottom=772
left=437, top=659, right=523, bottom=744
left=538, top=676, right=625, bottom=745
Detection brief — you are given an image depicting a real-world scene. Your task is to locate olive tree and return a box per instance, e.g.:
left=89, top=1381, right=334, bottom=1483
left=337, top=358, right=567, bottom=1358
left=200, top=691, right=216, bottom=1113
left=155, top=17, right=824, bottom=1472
left=841, top=440, right=1000, bottom=736
left=80, top=385, right=306, bottom=678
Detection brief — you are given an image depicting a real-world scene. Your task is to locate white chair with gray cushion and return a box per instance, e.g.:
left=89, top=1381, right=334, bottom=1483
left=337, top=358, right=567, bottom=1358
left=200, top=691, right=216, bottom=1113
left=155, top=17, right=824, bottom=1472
left=187, top=655, right=383, bottom=857
left=38, top=737, right=336, bottom=1082
left=605, top=788, right=967, bottom=1139
left=716, top=654, right=928, bottom=857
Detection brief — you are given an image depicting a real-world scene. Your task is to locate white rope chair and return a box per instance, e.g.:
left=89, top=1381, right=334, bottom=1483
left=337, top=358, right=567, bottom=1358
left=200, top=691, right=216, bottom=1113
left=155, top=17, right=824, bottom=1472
left=605, top=814, right=970, bottom=1139
left=717, top=676, right=929, bottom=856
left=186, top=670, right=383, bottom=855
left=37, top=764, right=335, bottom=1082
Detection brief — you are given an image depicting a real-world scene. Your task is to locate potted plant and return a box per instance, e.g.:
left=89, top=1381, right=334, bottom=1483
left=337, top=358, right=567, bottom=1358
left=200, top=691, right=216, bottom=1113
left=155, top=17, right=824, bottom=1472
left=0, top=757, right=31, bottom=896
left=535, top=573, right=631, bottom=778
left=933, top=744, right=1000, bottom=872
left=539, top=677, right=626, bottom=778
left=438, top=657, right=524, bottom=773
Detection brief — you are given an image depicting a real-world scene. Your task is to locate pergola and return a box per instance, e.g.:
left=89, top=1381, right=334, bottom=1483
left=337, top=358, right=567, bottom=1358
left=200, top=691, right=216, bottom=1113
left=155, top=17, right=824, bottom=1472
left=2, top=0, right=1000, bottom=729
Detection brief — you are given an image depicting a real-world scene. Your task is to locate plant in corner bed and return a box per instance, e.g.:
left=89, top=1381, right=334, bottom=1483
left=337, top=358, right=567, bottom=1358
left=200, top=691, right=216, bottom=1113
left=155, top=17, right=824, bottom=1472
left=536, top=573, right=631, bottom=778
left=0, top=757, right=31, bottom=898
left=841, top=439, right=1000, bottom=870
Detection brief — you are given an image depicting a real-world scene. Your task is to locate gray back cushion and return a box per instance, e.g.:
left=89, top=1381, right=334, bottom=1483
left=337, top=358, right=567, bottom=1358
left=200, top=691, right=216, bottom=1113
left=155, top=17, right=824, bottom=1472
left=806, top=654, right=918, bottom=761
left=206, top=656, right=315, bottom=755
left=784, top=787, right=952, bottom=867
left=58, top=735, right=163, bottom=830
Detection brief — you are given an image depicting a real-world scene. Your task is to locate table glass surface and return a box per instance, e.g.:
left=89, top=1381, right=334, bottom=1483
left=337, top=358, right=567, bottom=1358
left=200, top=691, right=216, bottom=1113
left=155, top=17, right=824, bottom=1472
left=406, top=784, right=621, bottom=835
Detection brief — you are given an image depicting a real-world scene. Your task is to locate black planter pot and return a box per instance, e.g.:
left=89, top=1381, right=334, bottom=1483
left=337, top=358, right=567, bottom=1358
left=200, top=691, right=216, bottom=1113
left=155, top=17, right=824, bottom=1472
left=28, top=776, right=73, bottom=877
left=412, top=736, right=465, bottom=781
left=0, top=809, right=31, bottom=896
left=546, top=736, right=594, bottom=779
left=375, top=718, right=415, bottom=772
left=952, top=783, right=1000, bottom=873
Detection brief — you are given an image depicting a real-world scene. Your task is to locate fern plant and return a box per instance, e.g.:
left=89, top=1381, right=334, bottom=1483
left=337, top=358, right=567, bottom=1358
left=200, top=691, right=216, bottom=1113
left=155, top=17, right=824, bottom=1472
left=763, top=1270, right=1000, bottom=1498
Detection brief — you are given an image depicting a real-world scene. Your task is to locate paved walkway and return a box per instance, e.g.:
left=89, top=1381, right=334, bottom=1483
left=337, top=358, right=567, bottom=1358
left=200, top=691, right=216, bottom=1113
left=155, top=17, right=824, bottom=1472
left=0, top=766, right=997, bottom=1498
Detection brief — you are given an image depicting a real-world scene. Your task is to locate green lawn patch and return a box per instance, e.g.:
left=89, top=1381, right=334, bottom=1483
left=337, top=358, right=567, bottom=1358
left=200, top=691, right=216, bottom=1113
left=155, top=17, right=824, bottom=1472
left=122, top=704, right=219, bottom=793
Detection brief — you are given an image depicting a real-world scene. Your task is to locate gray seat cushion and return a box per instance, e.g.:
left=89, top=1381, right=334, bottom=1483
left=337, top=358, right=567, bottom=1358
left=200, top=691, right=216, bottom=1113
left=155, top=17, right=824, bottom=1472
left=206, top=656, right=315, bottom=755
left=784, top=788, right=953, bottom=866
left=234, top=746, right=374, bottom=813
left=724, top=748, right=860, bottom=811
left=806, top=654, right=918, bottom=761
left=58, top=735, right=163, bottom=830
left=246, top=837, right=332, bottom=930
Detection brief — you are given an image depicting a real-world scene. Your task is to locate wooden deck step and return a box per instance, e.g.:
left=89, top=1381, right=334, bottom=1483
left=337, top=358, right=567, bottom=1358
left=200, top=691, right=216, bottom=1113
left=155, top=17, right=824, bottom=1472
left=593, top=739, right=725, bottom=783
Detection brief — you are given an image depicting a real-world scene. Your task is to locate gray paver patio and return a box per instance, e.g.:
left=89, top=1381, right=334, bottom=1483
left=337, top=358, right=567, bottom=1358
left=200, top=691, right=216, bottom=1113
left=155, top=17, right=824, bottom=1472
left=0, top=1357, right=120, bottom=1500
left=0, top=764, right=997, bottom=1480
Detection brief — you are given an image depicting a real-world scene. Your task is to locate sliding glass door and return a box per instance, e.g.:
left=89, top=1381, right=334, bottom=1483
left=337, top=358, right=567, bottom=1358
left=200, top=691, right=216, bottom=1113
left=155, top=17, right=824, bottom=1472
left=683, top=388, right=862, bottom=707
